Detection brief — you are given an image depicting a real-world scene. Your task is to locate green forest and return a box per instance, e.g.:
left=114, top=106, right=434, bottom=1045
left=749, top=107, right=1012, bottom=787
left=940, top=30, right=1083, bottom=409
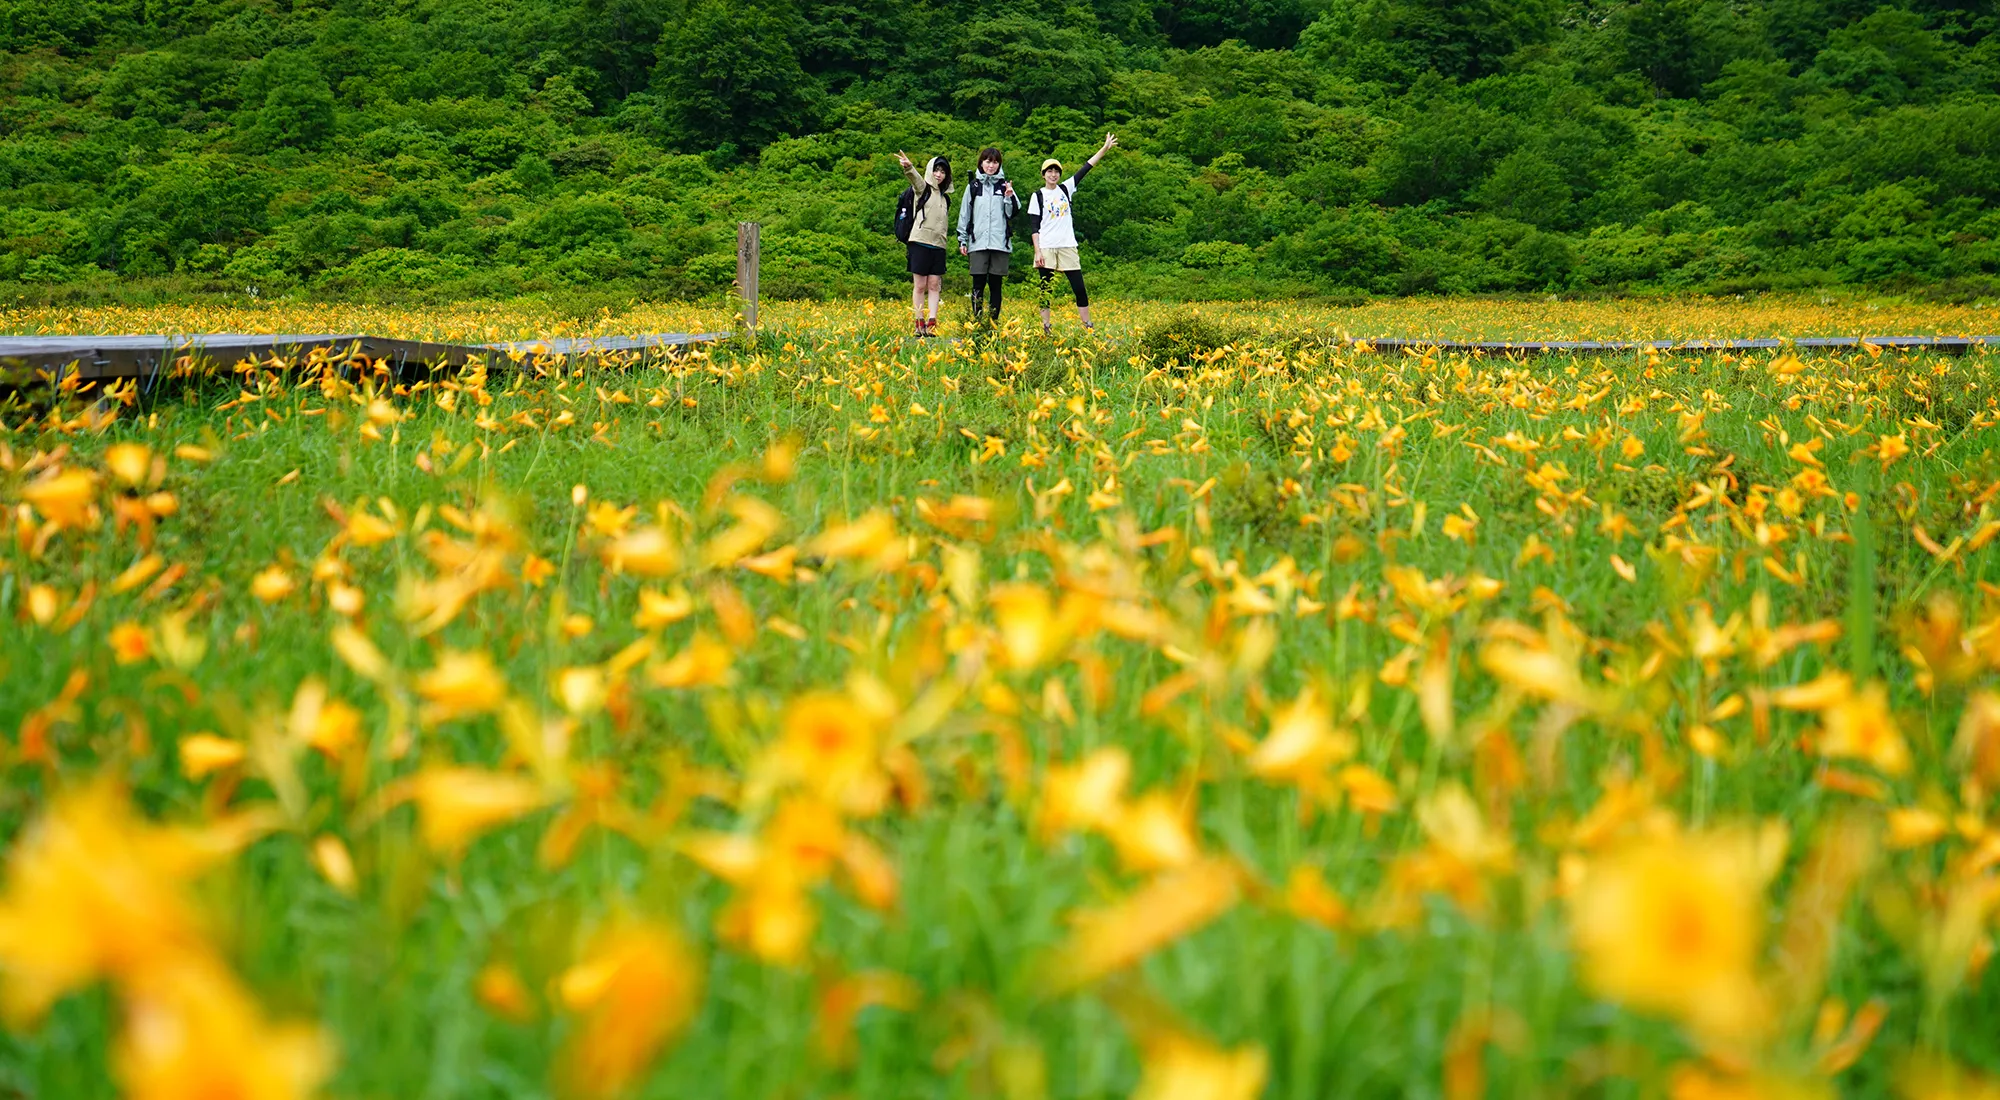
left=2, top=0, right=1997, bottom=301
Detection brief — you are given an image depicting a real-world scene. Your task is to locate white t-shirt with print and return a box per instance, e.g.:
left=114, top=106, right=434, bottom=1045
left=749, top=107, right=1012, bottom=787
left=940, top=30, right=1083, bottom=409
left=1028, top=176, right=1081, bottom=249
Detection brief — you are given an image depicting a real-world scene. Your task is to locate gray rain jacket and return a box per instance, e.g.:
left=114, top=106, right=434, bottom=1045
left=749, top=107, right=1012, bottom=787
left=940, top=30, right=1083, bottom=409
left=956, top=170, right=1019, bottom=253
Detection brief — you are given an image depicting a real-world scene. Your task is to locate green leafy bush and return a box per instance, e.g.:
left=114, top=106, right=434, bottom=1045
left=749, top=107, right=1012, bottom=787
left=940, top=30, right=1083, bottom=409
left=325, top=247, right=474, bottom=288
left=1135, top=308, right=1252, bottom=363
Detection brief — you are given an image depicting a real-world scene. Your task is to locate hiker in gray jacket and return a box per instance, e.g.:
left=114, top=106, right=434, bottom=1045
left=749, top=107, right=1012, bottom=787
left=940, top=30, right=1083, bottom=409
left=956, top=146, right=1018, bottom=324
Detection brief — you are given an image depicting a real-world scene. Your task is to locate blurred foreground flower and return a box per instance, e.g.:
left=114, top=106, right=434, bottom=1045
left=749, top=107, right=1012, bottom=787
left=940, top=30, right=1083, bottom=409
left=1043, top=858, right=1240, bottom=992
left=117, top=959, right=333, bottom=1100
left=1570, top=824, right=1785, bottom=1046
left=0, top=783, right=324, bottom=1100
left=21, top=467, right=100, bottom=531
left=416, top=650, right=510, bottom=723
left=0, top=783, right=268, bottom=1021
left=809, top=511, right=906, bottom=573
left=602, top=527, right=682, bottom=577
left=390, top=766, right=550, bottom=855
left=104, top=443, right=153, bottom=488
left=558, top=918, right=703, bottom=1098
left=1131, top=1027, right=1267, bottom=1100
left=774, top=690, right=889, bottom=814
left=251, top=566, right=296, bottom=604
left=1107, top=983, right=1268, bottom=1100
left=1773, top=673, right=1910, bottom=776
left=1038, top=748, right=1130, bottom=841
left=475, top=962, right=537, bottom=1023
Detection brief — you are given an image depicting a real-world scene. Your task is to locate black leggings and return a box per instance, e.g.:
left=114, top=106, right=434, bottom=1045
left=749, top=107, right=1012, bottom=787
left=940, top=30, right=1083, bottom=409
left=1037, top=267, right=1088, bottom=309
left=970, top=273, right=1004, bottom=317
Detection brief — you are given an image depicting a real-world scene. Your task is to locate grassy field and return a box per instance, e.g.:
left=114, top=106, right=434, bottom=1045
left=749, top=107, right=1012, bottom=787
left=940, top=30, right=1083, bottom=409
left=6, top=289, right=1999, bottom=344
left=2, top=296, right=2000, bottom=1099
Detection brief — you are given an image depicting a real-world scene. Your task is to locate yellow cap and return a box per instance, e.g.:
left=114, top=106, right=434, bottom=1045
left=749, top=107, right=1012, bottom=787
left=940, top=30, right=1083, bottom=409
left=1041, top=158, right=1062, bottom=173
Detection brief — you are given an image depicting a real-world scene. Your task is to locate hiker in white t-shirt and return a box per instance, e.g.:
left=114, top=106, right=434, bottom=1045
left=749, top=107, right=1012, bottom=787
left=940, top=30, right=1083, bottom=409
left=1027, top=133, right=1117, bottom=335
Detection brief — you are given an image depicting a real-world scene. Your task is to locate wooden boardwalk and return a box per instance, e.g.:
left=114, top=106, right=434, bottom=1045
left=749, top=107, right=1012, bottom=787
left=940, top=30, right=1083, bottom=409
left=1348, top=334, right=1997, bottom=355
left=1, top=331, right=1992, bottom=386
left=0, top=332, right=726, bottom=383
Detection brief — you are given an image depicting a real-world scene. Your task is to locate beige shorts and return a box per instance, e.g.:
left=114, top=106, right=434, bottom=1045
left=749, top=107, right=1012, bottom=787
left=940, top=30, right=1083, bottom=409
left=1036, top=246, right=1081, bottom=271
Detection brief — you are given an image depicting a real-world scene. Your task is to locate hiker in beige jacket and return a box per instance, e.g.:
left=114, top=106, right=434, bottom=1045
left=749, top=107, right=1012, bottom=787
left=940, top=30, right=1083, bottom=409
left=896, top=151, right=951, bottom=337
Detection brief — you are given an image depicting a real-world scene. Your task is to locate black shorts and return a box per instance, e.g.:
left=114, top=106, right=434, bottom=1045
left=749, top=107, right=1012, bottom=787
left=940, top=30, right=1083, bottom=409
left=906, top=243, right=947, bottom=276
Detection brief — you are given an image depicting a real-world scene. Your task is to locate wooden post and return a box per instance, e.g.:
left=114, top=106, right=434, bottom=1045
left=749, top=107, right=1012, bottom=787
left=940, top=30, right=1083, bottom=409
left=736, top=222, right=760, bottom=331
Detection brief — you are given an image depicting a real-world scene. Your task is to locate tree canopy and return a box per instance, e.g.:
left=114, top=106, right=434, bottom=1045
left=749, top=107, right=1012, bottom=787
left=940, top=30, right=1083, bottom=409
left=1, top=0, right=1995, bottom=298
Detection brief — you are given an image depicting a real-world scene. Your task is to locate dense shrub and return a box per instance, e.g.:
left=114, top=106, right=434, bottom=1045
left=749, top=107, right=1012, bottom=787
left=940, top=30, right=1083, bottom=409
left=1, top=0, right=1994, bottom=300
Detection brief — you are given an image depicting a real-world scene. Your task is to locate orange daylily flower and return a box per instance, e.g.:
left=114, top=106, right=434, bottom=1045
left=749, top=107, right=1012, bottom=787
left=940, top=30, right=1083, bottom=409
left=0, top=783, right=266, bottom=1022
left=1571, top=825, right=1785, bottom=1045
left=115, top=958, right=334, bottom=1100
left=397, top=766, right=549, bottom=855
left=557, top=918, right=703, bottom=1098
left=21, top=468, right=100, bottom=529
left=1043, top=857, right=1241, bottom=992
left=415, top=650, right=510, bottom=722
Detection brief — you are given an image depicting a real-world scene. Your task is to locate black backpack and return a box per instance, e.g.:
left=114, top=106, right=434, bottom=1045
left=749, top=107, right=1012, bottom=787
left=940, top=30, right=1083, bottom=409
left=893, top=186, right=930, bottom=243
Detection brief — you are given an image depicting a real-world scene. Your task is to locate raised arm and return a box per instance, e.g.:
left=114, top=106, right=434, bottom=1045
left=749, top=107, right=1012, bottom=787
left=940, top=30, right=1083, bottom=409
left=895, top=151, right=924, bottom=191
left=1069, top=135, right=1118, bottom=189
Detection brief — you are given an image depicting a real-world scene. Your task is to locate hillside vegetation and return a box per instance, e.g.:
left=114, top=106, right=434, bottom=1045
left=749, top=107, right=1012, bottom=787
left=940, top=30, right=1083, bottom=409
left=1, top=0, right=1997, bottom=301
